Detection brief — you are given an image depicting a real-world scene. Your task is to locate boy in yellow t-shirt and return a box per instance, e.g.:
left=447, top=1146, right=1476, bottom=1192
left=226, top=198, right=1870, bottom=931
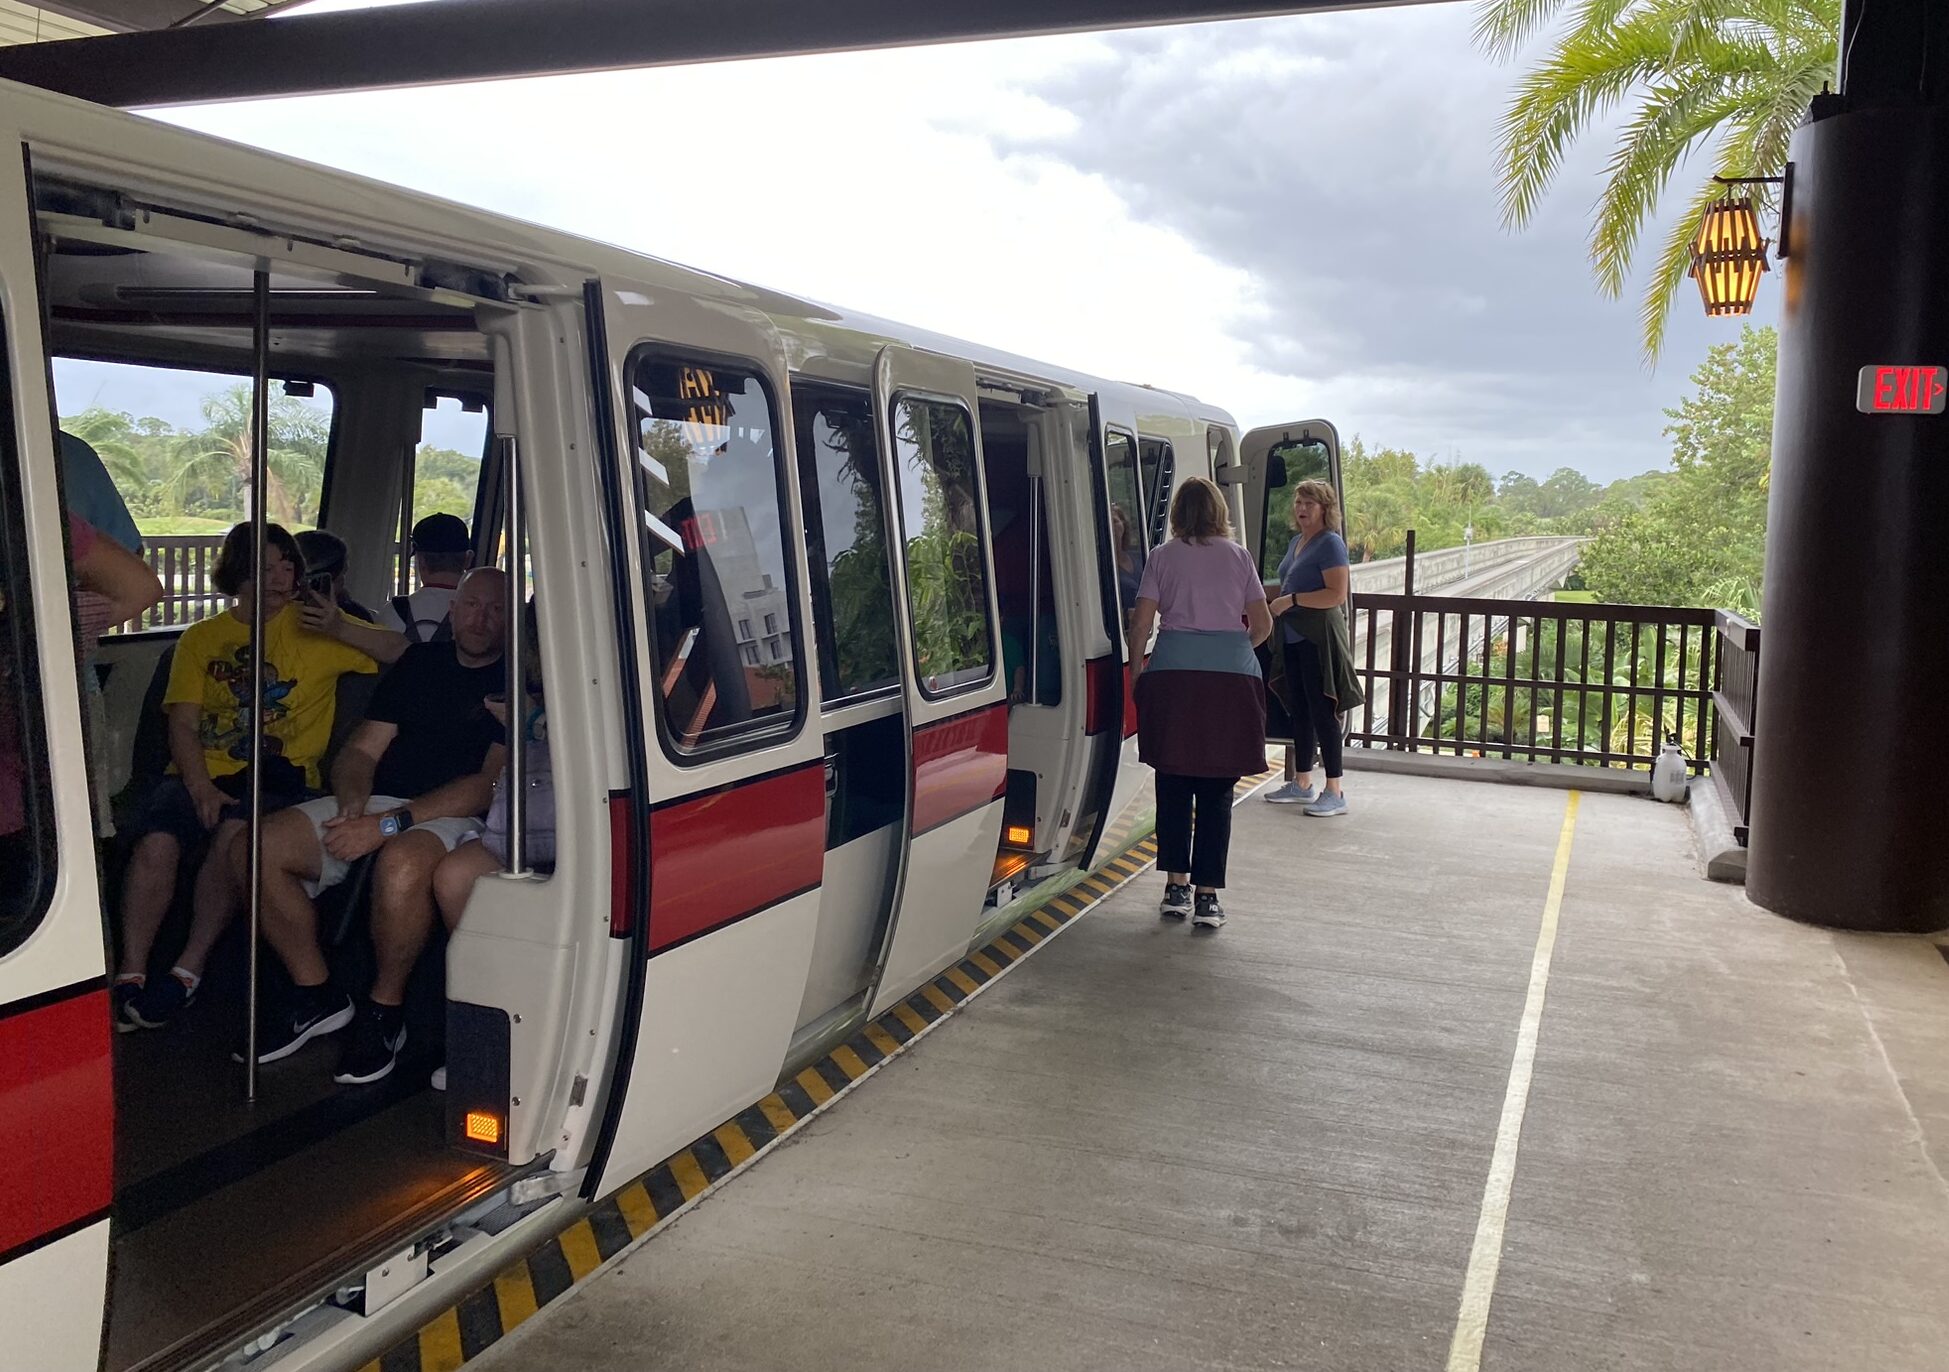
left=116, top=523, right=407, bottom=1032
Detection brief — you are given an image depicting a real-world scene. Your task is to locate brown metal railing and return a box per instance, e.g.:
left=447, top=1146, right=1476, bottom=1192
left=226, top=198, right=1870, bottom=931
left=113, top=535, right=417, bottom=634
left=1346, top=592, right=1720, bottom=772
left=127, top=534, right=227, bottom=632
left=1710, top=611, right=1759, bottom=844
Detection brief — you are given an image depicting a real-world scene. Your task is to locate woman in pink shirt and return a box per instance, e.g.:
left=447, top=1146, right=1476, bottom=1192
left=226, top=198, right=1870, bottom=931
left=1127, top=477, right=1273, bottom=930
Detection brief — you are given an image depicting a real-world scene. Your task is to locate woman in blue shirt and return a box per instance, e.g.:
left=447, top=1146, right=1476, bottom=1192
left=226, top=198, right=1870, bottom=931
left=1262, top=480, right=1353, bottom=815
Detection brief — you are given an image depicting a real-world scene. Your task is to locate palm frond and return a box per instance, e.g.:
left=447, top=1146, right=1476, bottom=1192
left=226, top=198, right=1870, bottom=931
left=1638, top=173, right=1731, bottom=365
left=1473, top=0, right=1576, bottom=63
left=1590, top=76, right=1747, bottom=298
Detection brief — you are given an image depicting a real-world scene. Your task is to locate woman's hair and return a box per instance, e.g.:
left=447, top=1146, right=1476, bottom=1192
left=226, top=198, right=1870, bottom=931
left=1291, top=479, right=1342, bottom=534
left=1168, top=476, right=1231, bottom=543
left=212, top=521, right=305, bottom=597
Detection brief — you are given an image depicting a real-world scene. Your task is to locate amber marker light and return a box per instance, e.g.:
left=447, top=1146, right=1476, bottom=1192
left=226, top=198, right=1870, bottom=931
left=465, top=1111, right=504, bottom=1146
left=1005, top=825, right=1032, bottom=846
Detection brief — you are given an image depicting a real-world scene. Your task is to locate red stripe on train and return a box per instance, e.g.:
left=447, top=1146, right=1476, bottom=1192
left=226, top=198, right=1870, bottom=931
left=647, top=765, right=825, bottom=954
left=0, top=988, right=113, bottom=1261
left=911, top=704, right=1008, bottom=836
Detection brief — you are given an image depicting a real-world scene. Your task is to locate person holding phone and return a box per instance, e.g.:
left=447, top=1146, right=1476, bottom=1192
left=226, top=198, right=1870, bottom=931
left=295, top=528, right=377, bottom=623
left=116, top=523, right=397, bottom=1031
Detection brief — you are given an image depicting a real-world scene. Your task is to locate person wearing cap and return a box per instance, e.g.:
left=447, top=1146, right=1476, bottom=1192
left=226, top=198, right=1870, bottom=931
left=379, top=512, right=472, bottom=642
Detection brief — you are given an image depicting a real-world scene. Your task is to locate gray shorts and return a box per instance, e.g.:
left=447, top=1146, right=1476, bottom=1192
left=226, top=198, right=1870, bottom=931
left=292, top=795, right=483, bottom=898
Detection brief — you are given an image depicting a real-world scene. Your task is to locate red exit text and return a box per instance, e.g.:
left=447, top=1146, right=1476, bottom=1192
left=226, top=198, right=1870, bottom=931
left=1856, top=364, right=1947, bottom=415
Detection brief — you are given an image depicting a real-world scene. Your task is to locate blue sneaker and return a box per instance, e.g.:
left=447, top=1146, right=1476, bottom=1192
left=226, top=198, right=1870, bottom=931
left=113, top=978, right=145, bottom=1034
left=1264, top=780, right=1316, bottom=805
left=126, top=971, right=197, bottom=1030
left=1304, top=790, right=1349, bottom=817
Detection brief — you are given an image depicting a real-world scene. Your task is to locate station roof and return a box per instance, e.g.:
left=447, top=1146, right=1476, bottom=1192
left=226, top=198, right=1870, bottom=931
left=0, top=0, right=1450, bottom=107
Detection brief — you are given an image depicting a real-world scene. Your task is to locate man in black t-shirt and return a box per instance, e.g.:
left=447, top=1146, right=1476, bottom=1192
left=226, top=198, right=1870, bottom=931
left=241, top=567, right=509, bottom=1084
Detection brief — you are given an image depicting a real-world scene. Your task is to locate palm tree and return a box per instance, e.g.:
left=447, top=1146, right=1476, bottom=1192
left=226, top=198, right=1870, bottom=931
left=164, top=384, right=325, bottom=525
left=1475, top=0, right=1840, bottom=362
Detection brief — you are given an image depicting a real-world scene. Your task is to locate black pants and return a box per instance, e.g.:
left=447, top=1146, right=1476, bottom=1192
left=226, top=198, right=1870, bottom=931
left=1156, top=772, right=1239, bottom=889
left=1282, top=637, right=1343, bottom=779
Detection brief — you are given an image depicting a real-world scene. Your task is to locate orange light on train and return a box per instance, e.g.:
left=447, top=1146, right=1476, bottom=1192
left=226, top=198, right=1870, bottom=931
left=1005, top=825, right=1032, bottom=846
left=465, top=1111, right=504, bottom=1146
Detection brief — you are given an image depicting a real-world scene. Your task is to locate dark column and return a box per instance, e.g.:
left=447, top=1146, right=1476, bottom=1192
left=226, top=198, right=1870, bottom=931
left=1747, top=0, right=1949, bottom=931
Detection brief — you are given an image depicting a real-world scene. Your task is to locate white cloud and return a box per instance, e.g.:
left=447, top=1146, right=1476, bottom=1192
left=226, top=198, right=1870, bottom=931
left=150, top=7, right=1772, bottom=484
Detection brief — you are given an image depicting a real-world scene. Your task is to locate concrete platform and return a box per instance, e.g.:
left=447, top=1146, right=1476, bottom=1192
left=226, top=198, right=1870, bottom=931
left=473, top=771, right=1949, bottom=1372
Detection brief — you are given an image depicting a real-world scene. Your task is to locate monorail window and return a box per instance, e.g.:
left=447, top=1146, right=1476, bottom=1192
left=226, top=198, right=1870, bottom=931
left=0, top=312, right=55, bottom=955
left=398, top=391, right=490, bottom=595
left=792, top=385, right=897, bottom=702
left=1259, top=436, right=1332, bottom=580
left=50, top=357, right=337, bottom=634
left=629, top=351, right=801, bottom=754
left=1104, top=428, right=1145, bottom=627
left=1139, top=436, right=1175, bottom=548
left=890, top=396, right=992, bottom=697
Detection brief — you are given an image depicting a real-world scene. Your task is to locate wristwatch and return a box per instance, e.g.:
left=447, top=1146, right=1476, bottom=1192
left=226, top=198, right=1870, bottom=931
left=378, top=807, right=415, bottom=838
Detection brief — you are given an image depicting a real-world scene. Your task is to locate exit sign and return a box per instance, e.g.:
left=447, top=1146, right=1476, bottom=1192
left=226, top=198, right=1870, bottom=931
left=1857, top=364, right=1947, bottom=414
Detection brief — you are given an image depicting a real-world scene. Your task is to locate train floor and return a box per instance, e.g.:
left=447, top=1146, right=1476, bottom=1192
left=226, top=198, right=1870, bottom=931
left=471, top=771, right=1949, bottom=1372
left=110, top=994, right=499, bottom=1372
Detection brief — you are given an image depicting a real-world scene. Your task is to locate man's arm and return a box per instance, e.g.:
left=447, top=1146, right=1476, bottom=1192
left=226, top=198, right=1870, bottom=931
left=329, top=720, right=395, bottom=821
left=396, top=742, right=506, bottom=826
left=299, top=592, right=410, bottom=664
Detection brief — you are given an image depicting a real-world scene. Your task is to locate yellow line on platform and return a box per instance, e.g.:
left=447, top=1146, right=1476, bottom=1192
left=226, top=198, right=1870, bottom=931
left=1446, top=790, right=1582, bottom=1372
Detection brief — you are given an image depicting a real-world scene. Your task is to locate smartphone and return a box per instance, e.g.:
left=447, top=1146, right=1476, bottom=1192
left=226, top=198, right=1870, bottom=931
left=303, top=569, right=335, bottom=598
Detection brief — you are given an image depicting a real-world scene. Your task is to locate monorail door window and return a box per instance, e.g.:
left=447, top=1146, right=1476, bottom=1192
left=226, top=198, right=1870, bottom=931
left=1103, top=428, right=1144, bottom=632
left=1258, top=436, right=1333, bottom=580
left=399, top=391, right=490, bottom=595
left=792, top=385, right=897, bottom=701
left=890, top=396, right=992, bottom=696
left=0, top=312, right=54, bottom=955
left=629, top=352, right=802, bottom=755
left=1139, top=436, right=1175, bottom=549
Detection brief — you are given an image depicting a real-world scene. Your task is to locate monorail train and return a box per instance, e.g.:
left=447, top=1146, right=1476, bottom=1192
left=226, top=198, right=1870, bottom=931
left=0, top=76, right=1344, bottom=1372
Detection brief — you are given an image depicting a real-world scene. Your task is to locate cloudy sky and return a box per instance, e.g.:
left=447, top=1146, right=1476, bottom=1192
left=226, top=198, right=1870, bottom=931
left=148, top=0, right=1778, bottom=485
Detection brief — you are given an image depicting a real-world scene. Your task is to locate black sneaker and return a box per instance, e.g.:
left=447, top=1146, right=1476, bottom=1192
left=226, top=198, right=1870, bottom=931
left=1192, top=893, right=1227, bottom=930
left=113, top=979, right=145, bottom=1033
left=126, top=973, right=196, bottom=1030
left=333, top=1003, right=408, bottom=1086
left=234, top=987, right=355, bottom=1065
left=1160, top=882, right=1193, bottom=919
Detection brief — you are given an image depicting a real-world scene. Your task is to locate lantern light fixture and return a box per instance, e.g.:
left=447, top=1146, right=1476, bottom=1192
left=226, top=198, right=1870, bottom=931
left=1688, top=173, right=1788, bottom=319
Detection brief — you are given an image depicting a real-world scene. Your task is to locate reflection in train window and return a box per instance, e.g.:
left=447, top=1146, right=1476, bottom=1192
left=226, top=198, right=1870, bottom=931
left=1103, top=428, right=1144, bottom=629
left=793, top=385, right=897, bottom=702
left=628, top=351, right=801, bottom=756
left=889, top=396, right=992, bottom=697
left=0, top=309, right=54, bottom=956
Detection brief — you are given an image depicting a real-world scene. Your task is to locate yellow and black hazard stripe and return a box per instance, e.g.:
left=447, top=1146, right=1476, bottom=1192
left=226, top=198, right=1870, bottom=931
left=363, top=798, right=1254, bottom=1371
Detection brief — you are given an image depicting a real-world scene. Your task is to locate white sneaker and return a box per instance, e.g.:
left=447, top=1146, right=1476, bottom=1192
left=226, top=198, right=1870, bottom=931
left=1264, top=780, right=1315, bottom=805
left=430, top=1065, right=447, bottom=1091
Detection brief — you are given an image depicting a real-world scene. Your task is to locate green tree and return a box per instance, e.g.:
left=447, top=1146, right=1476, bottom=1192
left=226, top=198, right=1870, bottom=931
left=163, top=383, right=328, bottom=526
left=1578, top=324, right=1774, bottom=613
left=1476, top=0, right=1840, bottom=360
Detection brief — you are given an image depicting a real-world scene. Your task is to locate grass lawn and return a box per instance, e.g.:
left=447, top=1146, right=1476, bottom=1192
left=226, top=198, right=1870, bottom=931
left=1554, top=589, right=1598, bottom=603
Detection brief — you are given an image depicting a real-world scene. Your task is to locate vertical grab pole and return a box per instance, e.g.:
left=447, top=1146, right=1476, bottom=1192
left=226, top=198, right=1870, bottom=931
left=1028, top=471, right=1042, bottom=705
left=244, top=268, right=270, bottom=1102
left=500, top=434, right=527, bottom=877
